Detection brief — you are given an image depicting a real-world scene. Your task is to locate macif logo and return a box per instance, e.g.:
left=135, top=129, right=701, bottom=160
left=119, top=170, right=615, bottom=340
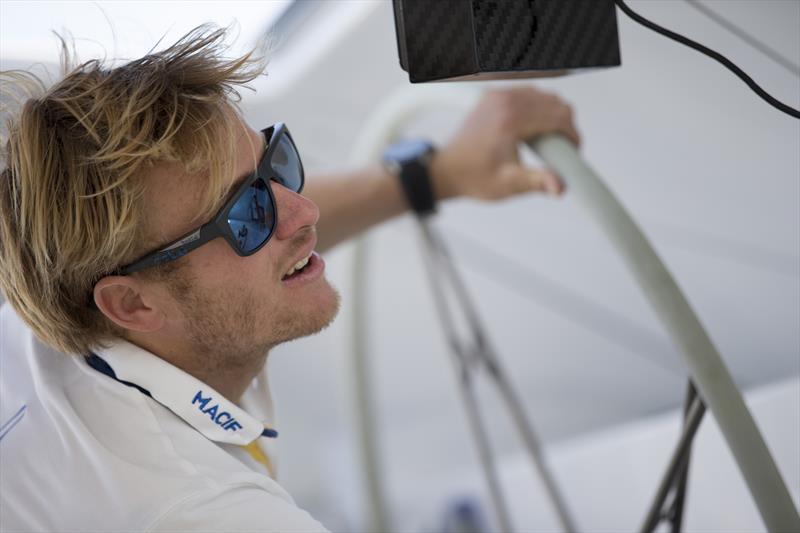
left=192, top=390, right=243, bottom=432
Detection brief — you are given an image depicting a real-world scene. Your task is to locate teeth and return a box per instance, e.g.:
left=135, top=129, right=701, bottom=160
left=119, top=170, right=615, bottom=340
left=284, top=253, right=311, bottom=278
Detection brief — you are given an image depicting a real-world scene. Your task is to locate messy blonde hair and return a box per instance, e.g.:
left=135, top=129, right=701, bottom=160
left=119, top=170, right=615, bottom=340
left=0, top=24, right=268, bottom=355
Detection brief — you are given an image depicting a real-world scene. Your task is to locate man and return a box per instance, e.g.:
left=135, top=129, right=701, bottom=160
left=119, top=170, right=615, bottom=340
left=0, top=25, right=579, bottom=532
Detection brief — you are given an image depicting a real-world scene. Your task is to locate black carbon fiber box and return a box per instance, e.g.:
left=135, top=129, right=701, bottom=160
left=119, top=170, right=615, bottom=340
left=393, top=0, right=621, bottom=83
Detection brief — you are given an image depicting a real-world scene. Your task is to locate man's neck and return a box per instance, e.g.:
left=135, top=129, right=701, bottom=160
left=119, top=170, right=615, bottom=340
left=124, top=333, right=268, bottom=404
left=190, top=353, right=268, bottom=404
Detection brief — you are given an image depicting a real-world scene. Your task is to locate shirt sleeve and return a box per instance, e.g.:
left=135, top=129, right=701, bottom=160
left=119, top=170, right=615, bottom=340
left=146, top=485, right=330, bottom=533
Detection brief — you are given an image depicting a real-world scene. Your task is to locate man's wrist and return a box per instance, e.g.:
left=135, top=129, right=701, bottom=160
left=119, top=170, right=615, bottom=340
left=429, top=147, right=459, bottom=201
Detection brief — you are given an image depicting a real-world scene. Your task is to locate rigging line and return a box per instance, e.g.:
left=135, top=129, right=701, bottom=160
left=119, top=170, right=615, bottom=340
left=419, top=222, right=475, bottom=366
left=685, top=0, right=800, bottom=78
left=421, top=220, right=578, bottom=533
left=664, top=381, right=700, bottom=533
left=418, top=221, right=516, bottom=533
left=640, top=390, right=706, bottom=533
left=440, top=226, right=686, bottom=378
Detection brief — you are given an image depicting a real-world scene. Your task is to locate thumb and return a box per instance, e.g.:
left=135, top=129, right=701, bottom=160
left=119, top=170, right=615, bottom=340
left=504, top=165, right=565, bottom=196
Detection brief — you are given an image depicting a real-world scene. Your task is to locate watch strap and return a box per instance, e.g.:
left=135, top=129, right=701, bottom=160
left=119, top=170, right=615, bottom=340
left=383, top=140, right=437, bottom=217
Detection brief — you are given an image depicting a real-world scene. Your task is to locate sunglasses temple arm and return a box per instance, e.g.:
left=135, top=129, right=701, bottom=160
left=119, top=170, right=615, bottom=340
left=119, top=225, right=218, bottom=275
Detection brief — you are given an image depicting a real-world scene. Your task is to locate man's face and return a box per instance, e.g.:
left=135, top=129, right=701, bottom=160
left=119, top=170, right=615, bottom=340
left=139, top=118, right=340, bottom=370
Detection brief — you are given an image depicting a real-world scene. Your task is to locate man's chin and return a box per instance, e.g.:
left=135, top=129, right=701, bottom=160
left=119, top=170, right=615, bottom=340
left=273, top=284, right=342, bottom=345
left=300, top=290, right=341, bottom=338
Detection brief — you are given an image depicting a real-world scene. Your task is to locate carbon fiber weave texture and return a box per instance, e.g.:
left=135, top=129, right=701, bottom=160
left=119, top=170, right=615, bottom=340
left=396, top=0, right=620, bottom=82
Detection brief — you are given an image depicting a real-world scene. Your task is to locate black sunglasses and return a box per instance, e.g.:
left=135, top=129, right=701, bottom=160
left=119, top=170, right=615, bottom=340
left=117, top=123, right=304, bottom=275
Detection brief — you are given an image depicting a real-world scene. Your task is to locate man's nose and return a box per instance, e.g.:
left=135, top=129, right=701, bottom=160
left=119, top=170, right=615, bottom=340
left=271, top=182, right=320, bottom=240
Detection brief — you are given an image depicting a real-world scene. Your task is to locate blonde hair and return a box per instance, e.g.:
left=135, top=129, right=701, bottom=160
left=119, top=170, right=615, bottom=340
left=0, top=24, right=269, bottom=355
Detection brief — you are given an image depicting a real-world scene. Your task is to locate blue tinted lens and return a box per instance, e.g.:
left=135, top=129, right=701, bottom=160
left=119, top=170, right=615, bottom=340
left=227, top=179, right=274, bottom=254
left=271, top=133, right=303, bottom=192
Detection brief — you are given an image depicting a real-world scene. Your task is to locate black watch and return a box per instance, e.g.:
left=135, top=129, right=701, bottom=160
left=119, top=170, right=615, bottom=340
left=382, top=139, right=438, bottom=217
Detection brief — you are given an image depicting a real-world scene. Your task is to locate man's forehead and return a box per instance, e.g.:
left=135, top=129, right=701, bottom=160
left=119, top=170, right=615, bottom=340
left=142, top=120, right=265, bottom=243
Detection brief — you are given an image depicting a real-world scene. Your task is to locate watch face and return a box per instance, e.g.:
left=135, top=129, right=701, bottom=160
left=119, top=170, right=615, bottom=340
left=384, top=139, right=434, bottom=162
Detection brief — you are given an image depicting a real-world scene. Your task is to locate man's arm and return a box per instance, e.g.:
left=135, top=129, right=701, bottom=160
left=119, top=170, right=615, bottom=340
left=304, top=86, right=580, bottom=253
left=303, top=164, right=408, bottom=253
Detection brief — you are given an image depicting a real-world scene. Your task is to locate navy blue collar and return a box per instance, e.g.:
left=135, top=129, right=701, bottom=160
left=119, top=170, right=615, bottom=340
left=85, top=353, right=153, bottom=398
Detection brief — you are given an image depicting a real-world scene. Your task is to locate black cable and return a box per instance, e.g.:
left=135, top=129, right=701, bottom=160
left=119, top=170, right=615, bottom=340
left=615, top=0, right=800, bottom=119
left=685, top=0, right=800, bottom=77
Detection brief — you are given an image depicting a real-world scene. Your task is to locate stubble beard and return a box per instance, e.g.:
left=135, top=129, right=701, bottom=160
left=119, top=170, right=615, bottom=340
left=176, top=274, right=342, bottom=373
left=265, top=280, right=342, bottom=346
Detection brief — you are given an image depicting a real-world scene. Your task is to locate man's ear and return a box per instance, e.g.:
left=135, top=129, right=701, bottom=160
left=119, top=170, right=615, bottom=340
left=93, top=276, right=165, bottom=333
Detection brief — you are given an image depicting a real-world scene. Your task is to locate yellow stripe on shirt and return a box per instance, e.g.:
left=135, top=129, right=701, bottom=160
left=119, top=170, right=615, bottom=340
left=241, top=440, right=275, bottom=478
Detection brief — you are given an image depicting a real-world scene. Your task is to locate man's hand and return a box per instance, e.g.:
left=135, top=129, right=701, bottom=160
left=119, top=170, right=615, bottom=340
left=430, top=86, right=580, bottom=202
left=306, top=86, right=580, bottom=252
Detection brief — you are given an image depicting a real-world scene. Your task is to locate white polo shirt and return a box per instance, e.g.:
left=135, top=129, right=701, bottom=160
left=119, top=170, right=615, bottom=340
left=0, top=303, right=329, bottom=532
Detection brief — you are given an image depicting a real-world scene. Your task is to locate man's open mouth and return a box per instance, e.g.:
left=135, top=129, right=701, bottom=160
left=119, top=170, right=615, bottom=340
left=282, top=252, right=312, bottom=280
